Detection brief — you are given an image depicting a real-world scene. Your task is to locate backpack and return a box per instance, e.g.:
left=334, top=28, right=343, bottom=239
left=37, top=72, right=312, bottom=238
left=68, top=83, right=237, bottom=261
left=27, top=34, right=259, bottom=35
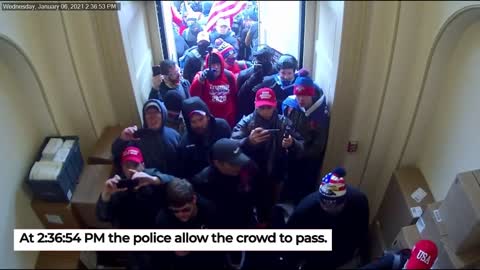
left=179, top=47, right=201, bottom=69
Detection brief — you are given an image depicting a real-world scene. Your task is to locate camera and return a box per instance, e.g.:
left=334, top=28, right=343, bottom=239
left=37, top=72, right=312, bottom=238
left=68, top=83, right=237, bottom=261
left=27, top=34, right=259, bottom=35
left=116, top=178, right=140, bottom=190
left=133, top=128, right=156, bottom=139
left=205, top=68, right=217, bottom=82
left=152, top=66, right=162, bottom=77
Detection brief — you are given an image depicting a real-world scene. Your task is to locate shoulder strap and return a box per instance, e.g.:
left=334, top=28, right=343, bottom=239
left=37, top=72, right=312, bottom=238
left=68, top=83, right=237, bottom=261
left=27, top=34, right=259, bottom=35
left=305, top=95, right=326, bottom=117
left=224, top=70, right=234, bottom=87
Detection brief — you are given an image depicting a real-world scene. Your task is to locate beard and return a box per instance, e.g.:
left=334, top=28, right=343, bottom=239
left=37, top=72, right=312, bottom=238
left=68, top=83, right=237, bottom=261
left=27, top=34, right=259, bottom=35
left=192, top=126, right=208, bottom=135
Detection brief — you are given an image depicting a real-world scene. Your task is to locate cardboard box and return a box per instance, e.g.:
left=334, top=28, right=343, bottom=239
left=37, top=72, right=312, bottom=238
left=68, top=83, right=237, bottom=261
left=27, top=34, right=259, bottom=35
left=35, top=251, right=81, bottom=269
left=439, top=169, right=480, bottom=253
left=31, top=200, right=81, bottom=229
left=432, top=237, right=480, bottom=269
left=28, top=136, right=83, bottom=202
left=415, top=201, right=447, bottom=247
left=369, top=219, right=386, bottom=260
left=392, top=225, right=421, bottom=250
left=376, top=167, right=435, bottom=245
left=88, top=125, right=123, bottom=164
left=71, top=164, right=113, bottom=228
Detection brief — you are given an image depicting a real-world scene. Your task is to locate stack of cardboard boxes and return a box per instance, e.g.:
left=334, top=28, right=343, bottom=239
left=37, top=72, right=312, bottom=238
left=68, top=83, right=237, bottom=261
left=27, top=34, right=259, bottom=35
left=32, top=126, right=124, bottom=268
left=431, top=170, right=480, bottom=269
left=371, top=167, right=480, bottom=269
left=30, top=136, right=84, bottom=229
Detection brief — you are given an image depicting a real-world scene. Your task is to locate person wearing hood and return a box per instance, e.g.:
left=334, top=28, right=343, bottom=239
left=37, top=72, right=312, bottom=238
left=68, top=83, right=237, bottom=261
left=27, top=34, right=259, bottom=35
left=190, top=49, right=238, bottom=127
left=232, top=88, right=304, bottom=225
left=253, top=54, right=299, bottom=113
left=149, top=60, right=190, bottom=102
left=236, top=45, right=277, bottom=122
left=209, top=18, right=239, bottom=51
left=177, top=96, right=231, bottom=179
left=182, top=20, right=203, bottom=48
left=111, top=99, right=181, bottom=176
left=215, top=38, right=251, bottom=77
left=163, top=90, right=187, bottom=136
left=180, top=31, right=210, bottom=83
left=281, top=69, right=330, bottom=202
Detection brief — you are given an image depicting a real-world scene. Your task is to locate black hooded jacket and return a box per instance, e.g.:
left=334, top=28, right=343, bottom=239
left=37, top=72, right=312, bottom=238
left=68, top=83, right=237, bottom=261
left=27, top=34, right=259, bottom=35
left=177, top=97, right=232, bottom=179
left=111, top=99, right=181, bottom=175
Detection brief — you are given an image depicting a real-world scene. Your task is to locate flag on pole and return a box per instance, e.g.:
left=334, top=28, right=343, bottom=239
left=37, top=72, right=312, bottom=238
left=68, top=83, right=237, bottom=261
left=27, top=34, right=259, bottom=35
left=171, top=4, right=183, bottom=27
left=205, top=1, right=247, bottom=32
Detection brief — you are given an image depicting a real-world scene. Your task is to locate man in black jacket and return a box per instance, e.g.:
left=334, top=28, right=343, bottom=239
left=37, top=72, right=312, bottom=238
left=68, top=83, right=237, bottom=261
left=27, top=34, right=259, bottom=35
left=253, top=54, right=299, bottom=113
left=154, top=178, right=224, bottom=270
left=236, top=45, right=277, bottom=122
left=232, top=88, right=304, bottom=225
left=96, top=146, right=175, bottom=269
left=111, top=99, right=180, bottom=176
left=177, top=97, right=231, bottom=179
left=149, top=60, right=190, bottom=101
left=286, top=168, right=370, bottom=269
left=190, top=138, right=256, bottom=229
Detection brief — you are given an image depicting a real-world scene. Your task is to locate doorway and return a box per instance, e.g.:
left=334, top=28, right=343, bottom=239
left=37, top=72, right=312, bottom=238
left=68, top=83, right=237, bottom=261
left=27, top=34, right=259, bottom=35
left=155, top=1, right=305, bottom=68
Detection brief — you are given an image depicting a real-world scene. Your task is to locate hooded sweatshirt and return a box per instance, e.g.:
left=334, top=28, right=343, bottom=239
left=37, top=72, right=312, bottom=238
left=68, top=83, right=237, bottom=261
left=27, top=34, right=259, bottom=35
left=177, top=97, right=232, bottom=179
left=111, top=99, right=181, bottom=175
left=190, top=51, right=238, bottom=127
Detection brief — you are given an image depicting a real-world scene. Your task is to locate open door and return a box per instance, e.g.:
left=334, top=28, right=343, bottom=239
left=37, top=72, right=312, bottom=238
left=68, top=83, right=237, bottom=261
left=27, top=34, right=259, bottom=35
left=159, top=1, right=178, bottom=61
left=257, top=1, right=303, bottom=61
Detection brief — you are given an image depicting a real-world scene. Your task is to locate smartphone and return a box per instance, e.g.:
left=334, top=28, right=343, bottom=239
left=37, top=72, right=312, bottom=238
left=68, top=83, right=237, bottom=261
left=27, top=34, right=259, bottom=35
left=133, top=128, right=155, bottom=139
left=152, top=65, right=162, bottom=76
left=264, top=129, right=281, bottom=133
left=116, top=179, right=140, bottom=190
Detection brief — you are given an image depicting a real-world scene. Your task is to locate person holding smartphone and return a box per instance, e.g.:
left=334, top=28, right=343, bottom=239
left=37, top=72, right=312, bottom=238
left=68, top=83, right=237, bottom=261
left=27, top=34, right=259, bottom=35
left=149, top=60, right=191, bottom=102
left=231, top=87, right=304, bottom=226
left=97, top=146, right=176, bottom=269
left=111, top=99, right=181, bottom=176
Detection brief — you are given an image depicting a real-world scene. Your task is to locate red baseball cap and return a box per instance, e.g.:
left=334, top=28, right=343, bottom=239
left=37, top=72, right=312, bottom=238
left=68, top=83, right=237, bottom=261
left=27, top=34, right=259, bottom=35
left=255, top=88, right=277, bottom=108
left=121, top=146, right=144, bottom=164
left=405, top=239, right=438, bottom=269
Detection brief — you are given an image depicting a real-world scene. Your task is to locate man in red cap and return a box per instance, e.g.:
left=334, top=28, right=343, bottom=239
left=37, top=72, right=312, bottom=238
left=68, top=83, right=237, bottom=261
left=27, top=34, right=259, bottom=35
left=232, top=87, right=304, bottom=226
left=282, top=69, right=330, bottom=203
left=97, top=146, right=177, bottom=269
left=97, top=146, right=175, bottom=229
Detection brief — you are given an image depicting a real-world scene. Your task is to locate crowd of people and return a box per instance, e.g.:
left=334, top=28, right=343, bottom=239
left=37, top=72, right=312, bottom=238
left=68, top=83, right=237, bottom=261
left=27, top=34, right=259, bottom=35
left=95, top=8, right=377, bottom=269
left=167, top=0, right=259, bottom=84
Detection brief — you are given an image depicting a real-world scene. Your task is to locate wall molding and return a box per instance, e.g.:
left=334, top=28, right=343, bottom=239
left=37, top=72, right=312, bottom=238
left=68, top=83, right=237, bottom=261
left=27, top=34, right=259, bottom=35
left=0, top=35, right=60, bottom=135
left=398, top=5, right=480, bottom=167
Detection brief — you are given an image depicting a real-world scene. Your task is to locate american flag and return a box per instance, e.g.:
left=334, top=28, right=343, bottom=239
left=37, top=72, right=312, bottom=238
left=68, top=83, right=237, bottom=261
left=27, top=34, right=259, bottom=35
left=204, top=1, right=247, bottom=32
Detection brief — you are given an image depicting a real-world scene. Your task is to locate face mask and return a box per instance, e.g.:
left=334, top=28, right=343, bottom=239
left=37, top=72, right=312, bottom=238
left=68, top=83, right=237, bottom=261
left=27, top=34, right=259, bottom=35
left=198, top=44, right=209, bottom=56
